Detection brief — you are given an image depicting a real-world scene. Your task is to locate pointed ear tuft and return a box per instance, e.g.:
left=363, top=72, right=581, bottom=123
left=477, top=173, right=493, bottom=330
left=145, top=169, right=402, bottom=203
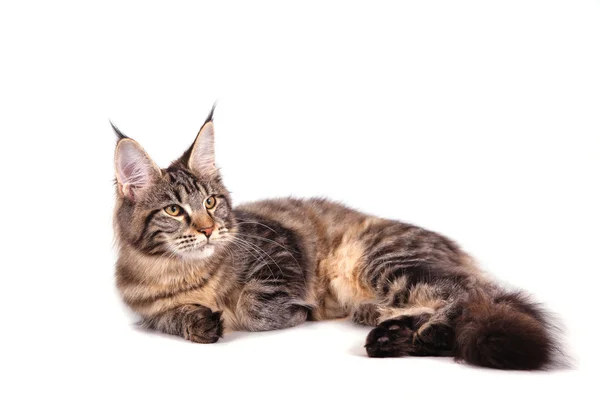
left=109, top=120, right=129, bottom=141
left=114, top=139, right=161, bottom=201
left=188, top=121, right=217, bottom=176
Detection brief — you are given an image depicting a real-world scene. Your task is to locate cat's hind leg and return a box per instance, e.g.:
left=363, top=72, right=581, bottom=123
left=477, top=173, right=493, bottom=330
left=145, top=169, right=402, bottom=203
left=355, top=223, right=476, bottom=357
left=362, top=271, right=464, bottom=357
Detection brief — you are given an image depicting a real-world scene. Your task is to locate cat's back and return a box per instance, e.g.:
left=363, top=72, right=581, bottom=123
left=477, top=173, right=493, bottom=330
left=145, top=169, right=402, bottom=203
left=233, top=197, right=382, bottom=267
left=235, top=197, right=367, bottom=226
left=234, top=197, right=372, bottom=241
left=233, top=197, right=471, bottom=274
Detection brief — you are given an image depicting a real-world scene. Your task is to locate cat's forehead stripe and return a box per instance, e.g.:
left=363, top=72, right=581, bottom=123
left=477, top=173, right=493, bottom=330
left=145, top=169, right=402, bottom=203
left=174, top=188, right=183, bottom=203
left=170, top=170, right=195, bottom=193
left=166, top=169, right=210, bottom=197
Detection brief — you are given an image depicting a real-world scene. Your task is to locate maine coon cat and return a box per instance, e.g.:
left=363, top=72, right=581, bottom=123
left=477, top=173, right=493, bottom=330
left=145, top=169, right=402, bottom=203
left=113, top=109, right=558, bottom=370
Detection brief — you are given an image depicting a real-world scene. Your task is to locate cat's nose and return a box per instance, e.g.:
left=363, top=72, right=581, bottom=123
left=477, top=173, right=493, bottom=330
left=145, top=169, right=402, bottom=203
left=198, top=226, right=214, bottom=238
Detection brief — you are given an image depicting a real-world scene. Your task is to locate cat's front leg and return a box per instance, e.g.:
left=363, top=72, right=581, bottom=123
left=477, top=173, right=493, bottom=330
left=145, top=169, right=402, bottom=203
left=141, top=304, right=223, bottom=343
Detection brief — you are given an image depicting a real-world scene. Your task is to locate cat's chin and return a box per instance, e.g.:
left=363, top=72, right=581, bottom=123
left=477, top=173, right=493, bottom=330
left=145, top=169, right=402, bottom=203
left=179, top=244, right=216, bottom=260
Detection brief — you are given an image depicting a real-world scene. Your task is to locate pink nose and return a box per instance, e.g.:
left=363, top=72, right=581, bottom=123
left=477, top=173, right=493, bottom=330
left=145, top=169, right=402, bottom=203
left=199, top=226, right=213, bottom=238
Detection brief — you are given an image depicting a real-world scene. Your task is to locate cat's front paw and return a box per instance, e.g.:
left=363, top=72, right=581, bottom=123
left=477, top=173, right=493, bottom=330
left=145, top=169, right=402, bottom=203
left=182, top=306, right=224, bottom=344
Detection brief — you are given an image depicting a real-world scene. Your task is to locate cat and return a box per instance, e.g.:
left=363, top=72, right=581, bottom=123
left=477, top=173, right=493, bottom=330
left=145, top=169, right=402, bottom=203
left=112, top=108, right=559, bottom=370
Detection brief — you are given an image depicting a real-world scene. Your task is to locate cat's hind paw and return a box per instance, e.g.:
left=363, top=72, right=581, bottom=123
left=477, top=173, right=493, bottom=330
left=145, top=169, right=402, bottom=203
left=365, top=317, right=417, bottom=357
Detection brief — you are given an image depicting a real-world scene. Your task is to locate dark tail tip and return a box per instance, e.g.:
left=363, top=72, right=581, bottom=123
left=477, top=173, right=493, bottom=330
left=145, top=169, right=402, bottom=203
left=454, top=291, right=559, bottom=370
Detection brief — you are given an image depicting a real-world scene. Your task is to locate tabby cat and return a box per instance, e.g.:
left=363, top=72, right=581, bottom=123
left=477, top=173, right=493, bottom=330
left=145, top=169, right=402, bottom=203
left=113, top=109, right=558, bottom=370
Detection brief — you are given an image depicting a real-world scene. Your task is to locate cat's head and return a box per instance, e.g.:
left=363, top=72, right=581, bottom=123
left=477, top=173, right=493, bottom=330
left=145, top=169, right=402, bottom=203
left=113, top=111, right=235, bottom=261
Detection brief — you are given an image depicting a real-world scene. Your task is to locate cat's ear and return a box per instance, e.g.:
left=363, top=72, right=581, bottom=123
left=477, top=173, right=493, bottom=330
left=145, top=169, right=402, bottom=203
left=187, top=119, right=217, bottom=177
left=114, top=136, right=162, bottom=201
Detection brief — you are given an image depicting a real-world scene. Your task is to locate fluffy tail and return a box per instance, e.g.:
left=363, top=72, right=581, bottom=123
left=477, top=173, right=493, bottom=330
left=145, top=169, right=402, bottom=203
left=453, top=290, right=558, bottom=370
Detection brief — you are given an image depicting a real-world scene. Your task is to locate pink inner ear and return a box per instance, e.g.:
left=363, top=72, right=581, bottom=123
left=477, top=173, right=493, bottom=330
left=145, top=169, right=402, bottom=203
left=116, top=141, right=156, bottom=191
left=190, top=122, right=216, bottom=175
left=120, top=159, right=147, bottom=187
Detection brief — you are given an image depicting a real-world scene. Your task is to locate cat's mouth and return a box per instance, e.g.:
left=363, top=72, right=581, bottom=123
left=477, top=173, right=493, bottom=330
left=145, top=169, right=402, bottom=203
left=171, top=232, right=229, bottom=259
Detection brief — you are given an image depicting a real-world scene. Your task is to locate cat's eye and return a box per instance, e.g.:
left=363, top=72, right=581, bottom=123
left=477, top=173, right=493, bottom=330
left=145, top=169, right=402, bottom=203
left=164, top=205, right=182, bottom=216
left=205, top=196, right=217, bottom=210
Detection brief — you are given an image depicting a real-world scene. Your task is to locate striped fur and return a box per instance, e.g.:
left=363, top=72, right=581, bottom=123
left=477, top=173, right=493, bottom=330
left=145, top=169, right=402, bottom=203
left=113, top=115, right=559, bottom=369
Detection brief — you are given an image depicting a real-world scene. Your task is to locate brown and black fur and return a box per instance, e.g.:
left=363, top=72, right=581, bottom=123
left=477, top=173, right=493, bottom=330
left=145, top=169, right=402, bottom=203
left=113, top=110, right=559, bottom=370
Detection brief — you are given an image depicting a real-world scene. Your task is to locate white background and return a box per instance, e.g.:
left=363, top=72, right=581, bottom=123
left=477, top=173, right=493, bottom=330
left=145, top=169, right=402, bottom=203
left=1, top=1, right=599, bottom=398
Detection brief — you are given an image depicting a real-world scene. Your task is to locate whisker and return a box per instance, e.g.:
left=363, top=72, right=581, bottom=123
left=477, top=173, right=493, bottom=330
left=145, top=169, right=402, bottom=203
left=228, top=239, right=277, bottom=280
left=238, top=237, right=287, bottom=279
left=229, top=237, right=286, bottom=279
left=234, top=232, right=305, bottom=285
left=235, top=219, right=280, bottom=235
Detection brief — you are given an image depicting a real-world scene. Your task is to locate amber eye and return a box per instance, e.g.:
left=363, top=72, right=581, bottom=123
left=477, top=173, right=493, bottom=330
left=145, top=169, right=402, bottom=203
left=204, top=196, right=217, bottom=210
left=164, top=205, right=182, bottom=216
